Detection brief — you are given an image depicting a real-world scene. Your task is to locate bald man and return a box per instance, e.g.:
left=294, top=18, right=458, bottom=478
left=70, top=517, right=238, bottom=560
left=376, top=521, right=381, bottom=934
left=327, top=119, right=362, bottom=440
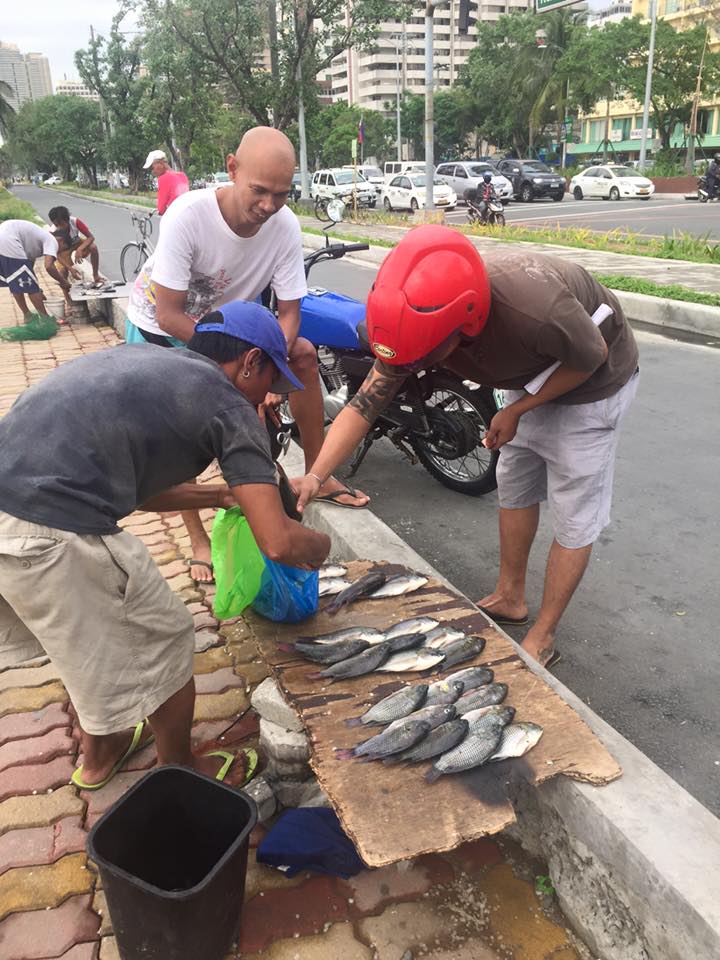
left=126, top=127, right=368, bottom=581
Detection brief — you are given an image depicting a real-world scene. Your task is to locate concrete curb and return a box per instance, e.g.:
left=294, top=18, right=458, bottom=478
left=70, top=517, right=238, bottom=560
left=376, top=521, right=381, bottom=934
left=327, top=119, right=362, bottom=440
left=281, top=440, right=720, bottom=960
left=37, top=185, right=154, bottom=213
left=301, top=230, right=720, bottom=340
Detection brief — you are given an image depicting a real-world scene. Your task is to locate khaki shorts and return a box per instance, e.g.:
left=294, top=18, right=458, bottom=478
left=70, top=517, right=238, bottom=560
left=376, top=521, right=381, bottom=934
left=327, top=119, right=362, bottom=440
left=0, top=512, right=194, bottom=735
left=496, top=372, right=638, bottom=549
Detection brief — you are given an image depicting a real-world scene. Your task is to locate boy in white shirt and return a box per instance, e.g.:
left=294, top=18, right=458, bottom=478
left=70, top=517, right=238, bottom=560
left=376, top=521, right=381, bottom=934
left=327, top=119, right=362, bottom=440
left=127, top=127, right=368, bottom=581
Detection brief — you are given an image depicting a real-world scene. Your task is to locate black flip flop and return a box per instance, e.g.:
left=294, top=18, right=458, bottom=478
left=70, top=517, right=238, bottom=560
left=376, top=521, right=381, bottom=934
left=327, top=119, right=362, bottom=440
left=477, top=605, right=529, bottom=626
left=539, top=649, right=562, bottom=670
left=315, top=482, right=368, bottom=510
left=187, top=559, right=215, bottom=584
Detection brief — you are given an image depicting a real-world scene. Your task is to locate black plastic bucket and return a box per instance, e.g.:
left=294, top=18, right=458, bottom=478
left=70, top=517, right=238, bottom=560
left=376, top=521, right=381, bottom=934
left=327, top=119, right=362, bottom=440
left=87, top=765, right=257, bottom=960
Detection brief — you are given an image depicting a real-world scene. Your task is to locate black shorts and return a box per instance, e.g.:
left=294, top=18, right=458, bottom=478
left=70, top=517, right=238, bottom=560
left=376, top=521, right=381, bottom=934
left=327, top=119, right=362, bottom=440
left=0, top=256, right=40, bottom=295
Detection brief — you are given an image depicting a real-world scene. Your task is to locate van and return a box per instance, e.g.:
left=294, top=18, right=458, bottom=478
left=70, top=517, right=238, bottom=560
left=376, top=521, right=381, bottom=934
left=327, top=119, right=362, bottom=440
left=383, top=161, right=428, bottom=181
left=310, top=169, right=377, bottom=207
left=343, top=163, right=384, bottom=194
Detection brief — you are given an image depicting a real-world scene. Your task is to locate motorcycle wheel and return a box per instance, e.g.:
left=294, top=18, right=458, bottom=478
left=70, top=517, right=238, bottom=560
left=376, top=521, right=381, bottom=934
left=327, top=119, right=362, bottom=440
left=467, top=208, right=479, bottom=224
left=699, top=192, right=708, bottom=203
left=493, top=212, right=506, bottom=227
left=410, top=373, right=499, bottom=496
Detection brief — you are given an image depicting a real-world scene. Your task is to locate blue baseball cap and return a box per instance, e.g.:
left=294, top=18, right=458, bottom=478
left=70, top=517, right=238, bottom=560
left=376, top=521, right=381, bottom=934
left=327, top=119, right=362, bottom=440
left=195, top=300, right=303, bottom=394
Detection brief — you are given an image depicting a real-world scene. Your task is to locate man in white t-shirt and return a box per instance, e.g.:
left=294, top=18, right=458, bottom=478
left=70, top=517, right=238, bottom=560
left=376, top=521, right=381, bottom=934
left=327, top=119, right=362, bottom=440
left=126, top=126, right=368, bottom=581
left=0, top=219, right=71, bottom=319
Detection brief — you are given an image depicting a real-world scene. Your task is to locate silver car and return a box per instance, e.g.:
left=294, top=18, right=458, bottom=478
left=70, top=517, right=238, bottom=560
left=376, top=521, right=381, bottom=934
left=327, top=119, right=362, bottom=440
left=435, top=161, right=513, bottom=204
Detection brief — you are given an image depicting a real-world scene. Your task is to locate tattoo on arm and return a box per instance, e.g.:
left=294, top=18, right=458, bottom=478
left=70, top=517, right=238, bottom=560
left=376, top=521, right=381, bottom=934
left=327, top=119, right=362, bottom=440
left=348, top=368, right=405, bottom=425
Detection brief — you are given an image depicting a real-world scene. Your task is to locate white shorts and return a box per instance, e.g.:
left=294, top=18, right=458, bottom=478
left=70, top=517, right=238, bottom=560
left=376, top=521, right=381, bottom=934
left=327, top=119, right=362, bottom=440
left=0, top=511, right=194, bottom=735
left=496, top=372, right=638, bottom=549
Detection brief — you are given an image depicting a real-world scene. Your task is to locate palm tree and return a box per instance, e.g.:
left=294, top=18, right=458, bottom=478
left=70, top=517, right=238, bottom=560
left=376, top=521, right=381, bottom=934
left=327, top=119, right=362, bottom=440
left=0, top=80, right=15, bottom=139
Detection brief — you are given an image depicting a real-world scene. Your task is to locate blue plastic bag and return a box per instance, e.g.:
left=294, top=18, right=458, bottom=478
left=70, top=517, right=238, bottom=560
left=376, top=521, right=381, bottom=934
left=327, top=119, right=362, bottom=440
left=252, top=558, right=319, bottom=624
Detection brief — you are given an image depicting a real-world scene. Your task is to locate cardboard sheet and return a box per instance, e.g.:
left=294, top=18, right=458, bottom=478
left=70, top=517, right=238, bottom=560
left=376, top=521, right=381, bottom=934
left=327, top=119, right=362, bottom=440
left=250, top=561, right=621, bottom=867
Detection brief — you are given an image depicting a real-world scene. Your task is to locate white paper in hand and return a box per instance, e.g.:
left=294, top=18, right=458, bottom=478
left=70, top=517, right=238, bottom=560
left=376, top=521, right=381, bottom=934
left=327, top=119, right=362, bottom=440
left=523, top=303, right=615, bottom=396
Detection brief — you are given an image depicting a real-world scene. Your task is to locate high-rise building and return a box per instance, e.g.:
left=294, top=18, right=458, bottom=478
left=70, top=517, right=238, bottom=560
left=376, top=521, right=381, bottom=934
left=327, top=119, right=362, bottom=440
left=0, top=42, right=52, bottom=111
left=54, top=78, right=100, bottom=101
left=587, top=0, right=633, bottom=28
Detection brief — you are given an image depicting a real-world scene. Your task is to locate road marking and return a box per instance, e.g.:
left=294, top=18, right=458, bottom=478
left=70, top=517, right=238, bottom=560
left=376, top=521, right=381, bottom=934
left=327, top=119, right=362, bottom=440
left=500, top=201, right=689, bottom=224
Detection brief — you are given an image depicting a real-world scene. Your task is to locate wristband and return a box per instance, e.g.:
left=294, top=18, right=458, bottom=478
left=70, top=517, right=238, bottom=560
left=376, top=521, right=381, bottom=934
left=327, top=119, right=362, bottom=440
left=307, top=472, right=324, bottom=486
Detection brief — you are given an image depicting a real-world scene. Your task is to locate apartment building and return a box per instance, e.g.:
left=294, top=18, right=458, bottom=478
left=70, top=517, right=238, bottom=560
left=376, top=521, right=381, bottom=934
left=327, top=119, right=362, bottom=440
left=0, top=42, right=52, bottom=112
left=326, top=0, right=529, bottom=110
left=587, top=0, right=633, bottom=27
left=54, top=78, right=100, bottom=102
left=568, top=0, right=720, bottom=160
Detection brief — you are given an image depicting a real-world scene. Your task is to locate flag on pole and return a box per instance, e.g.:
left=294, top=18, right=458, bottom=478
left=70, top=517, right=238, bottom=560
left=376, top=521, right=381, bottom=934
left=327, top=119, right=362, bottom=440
left=358, top=118, right=365, bottom=144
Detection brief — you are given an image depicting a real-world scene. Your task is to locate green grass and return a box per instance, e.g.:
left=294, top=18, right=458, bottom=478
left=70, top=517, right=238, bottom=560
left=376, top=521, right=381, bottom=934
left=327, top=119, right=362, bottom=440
left=301, top=227, right=720, bottom=308
left=593, top=273, right=720, bottom=308
left=0, top=187, right=42, bottom=224
left=41, top=182, right=157, bottom=209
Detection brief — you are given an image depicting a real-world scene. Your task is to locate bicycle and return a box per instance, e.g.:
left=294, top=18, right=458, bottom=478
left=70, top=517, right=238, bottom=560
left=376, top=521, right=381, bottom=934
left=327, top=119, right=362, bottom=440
left=120, top=210, right=156, bottom=283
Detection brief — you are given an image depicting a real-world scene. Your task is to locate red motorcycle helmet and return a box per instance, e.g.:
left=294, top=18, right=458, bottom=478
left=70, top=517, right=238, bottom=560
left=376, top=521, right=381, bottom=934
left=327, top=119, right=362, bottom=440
left=366, top=225, right=490, bottom=367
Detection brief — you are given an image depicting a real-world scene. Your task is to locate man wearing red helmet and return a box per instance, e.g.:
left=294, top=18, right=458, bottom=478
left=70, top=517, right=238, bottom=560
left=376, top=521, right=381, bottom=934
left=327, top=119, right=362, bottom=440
left=296, top=225, right=639, bottom=667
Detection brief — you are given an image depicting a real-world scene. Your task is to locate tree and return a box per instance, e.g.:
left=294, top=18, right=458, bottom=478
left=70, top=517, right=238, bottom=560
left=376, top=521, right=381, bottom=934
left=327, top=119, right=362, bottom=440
left=0, top=80, right=14, bottom=139
left=399, top=90, right=479, bottom=161
left=75, top=15, right=150, bottom=190
left=142, top=0, right=409, bottom=130
left=305, top=102, right=392, bottom=167
left=5, top=96, right=104, bottom=186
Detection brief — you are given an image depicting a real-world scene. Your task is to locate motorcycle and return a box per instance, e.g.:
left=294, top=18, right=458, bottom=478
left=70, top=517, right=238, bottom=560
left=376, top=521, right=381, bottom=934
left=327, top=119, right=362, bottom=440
left=466, top=190, right=506, bottom=227
left=278, top=200, right=499, bottom=497
left=697, top=174, right=715, bottom=203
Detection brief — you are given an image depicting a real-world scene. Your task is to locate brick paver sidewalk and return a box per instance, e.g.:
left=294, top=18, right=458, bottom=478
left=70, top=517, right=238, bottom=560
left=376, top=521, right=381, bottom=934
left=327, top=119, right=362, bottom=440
left=0, top=278, right=583, bottom=960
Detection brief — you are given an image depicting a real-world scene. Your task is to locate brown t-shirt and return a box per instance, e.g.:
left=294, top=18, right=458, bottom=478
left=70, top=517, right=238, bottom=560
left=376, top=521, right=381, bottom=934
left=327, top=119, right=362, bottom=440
left=376, top=251, right=639, bottom=405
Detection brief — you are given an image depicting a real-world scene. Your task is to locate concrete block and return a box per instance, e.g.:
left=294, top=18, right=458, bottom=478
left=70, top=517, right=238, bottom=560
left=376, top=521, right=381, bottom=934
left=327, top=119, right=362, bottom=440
left=250, top=678, right=303, bottom=732
left=259, top=717, right=310, bottom=766
left=264, top=755, right=312, bottom=782
left=274, top=777, right=331, bottom=810
left=242, top=776, right=276, bottom=823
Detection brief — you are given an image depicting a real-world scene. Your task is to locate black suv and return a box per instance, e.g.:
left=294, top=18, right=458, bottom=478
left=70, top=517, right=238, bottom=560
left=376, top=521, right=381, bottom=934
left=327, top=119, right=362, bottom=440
left=495, top=159, right=565, bottom=202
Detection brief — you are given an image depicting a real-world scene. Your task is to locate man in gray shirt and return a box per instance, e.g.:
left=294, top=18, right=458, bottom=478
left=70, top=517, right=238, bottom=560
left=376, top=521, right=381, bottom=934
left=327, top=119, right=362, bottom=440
left=0, top=300, right=330, bottom=789
left=0, top=219, right=72, bottom=318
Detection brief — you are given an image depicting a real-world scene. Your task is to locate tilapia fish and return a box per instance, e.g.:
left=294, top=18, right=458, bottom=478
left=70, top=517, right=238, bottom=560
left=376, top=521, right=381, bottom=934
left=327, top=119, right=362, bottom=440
left=345, top=683, right=429, bottom=727
left=325, top=571, right=388, bottom=614
left=425, top=679, right=465, bottom=707
left=298, top=626, right=386, bottom=645
left=368, top=573, right=428, bottom=599
left=291, top=638, right=370, bottom=665
left=456, top=683, right=508, bottom=714
left=335, top=719, right=431, bottom=760
left=423, top=626, right=467, bottom=650
left=384, top=617, right=439, bottom=640
left=444, top=666, right=494, bottom=691
left=385, top=631, right=427, bottom=654
left=385, top=718, right=469, bottom=765
left=490, top=722, right=543, bottom=761
left=464, top=705, right=515, bottom=731
left=376, top=649, right=445, bottom=673
left=318, top=577, right=352, bottom=597
left=402, top=703, right=457, bottom=731
left=436, top=636, right=486, bottom=670
left=426, top=715, right=507, bottom=782
left=318, top=564, right=347, bottom=580
left=311, top=641, right=392, bottom=681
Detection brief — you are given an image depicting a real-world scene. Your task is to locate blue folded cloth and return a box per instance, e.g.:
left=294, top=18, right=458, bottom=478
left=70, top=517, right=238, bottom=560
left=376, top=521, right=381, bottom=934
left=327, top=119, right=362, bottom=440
left=256, top=807, right=365, bottom=878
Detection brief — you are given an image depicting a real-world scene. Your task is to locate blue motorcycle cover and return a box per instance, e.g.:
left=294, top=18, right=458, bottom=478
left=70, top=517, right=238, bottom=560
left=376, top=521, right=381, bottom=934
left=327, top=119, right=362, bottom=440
left=300, top=291, right=365, bottom=350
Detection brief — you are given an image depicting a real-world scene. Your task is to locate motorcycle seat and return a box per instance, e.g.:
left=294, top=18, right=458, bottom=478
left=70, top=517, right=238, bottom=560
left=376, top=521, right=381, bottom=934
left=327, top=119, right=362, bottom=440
left=356, top=319, right=371, bottom=351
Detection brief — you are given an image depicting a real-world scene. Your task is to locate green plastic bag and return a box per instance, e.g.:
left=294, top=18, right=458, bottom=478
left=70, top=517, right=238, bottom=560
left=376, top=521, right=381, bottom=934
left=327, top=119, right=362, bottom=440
left=211, top=507, right=265, bottom=619
left=0, top=312, right=58, bottom=342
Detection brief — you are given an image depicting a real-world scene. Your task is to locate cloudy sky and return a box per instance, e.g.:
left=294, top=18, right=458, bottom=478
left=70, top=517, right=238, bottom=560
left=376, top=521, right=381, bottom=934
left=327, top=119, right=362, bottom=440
left=2, top=0, right=139, bottom=86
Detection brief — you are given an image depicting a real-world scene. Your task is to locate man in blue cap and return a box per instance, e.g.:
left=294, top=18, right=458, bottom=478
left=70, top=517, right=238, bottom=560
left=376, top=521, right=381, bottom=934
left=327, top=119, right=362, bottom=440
left=0, top=300, right=330, bottom=790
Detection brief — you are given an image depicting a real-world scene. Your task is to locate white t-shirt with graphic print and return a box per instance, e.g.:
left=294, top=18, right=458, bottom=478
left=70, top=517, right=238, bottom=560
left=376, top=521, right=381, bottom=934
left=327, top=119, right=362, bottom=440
left=126, top=188, right=307, bottom=336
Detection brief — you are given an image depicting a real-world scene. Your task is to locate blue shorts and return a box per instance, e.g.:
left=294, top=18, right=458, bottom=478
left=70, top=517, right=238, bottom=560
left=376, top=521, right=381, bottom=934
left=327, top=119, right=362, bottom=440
left=0, top=256, right=40, bottom=295
left=124, top=316, right=185, bottom=349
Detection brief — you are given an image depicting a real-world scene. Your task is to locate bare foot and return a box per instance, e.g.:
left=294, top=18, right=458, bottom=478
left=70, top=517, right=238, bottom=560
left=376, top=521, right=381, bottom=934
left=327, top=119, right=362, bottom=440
left=477, top=591, right=528, bottom=623
left=521, top=629, right=556, bottom=665
left=317, top=476, right=370, bottom=508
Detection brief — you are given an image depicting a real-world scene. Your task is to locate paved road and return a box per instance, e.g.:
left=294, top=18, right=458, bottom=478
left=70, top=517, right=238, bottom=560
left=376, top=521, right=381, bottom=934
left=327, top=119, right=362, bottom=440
left=14, top=185, right=720, bottom=815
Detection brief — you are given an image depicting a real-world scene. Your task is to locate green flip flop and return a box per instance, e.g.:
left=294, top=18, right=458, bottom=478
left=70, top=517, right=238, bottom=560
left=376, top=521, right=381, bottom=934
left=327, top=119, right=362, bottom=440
left=71, top=719, right=154, bottom=791
left=205, top=747, right=258, bottom=785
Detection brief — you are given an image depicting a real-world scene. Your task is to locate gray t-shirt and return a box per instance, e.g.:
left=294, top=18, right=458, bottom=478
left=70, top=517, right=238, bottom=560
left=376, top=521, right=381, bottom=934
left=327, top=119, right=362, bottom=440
left=0, top=344, right=276, bottom=534
left=0, top=220, right=58, bottom=260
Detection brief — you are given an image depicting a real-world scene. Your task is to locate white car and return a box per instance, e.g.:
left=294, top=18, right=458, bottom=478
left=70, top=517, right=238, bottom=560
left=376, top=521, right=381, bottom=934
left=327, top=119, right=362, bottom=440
left=435, top=161, right=513, bottom=204
left=310, top=169, right=377, bottom=207
left=43, top=175, right=62, bottom=185
left=343, top=164, right=384, bottom=195
left=381, top=174, right=457, bottom=212
left=205, top=171, right=231, bottom=190
left=569, top=165, right=655, bottom=201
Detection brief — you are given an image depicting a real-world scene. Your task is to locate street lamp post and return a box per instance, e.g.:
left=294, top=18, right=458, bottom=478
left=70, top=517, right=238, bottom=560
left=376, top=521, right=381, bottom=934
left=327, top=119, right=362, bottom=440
left=638, top=0, right=657, bottom=172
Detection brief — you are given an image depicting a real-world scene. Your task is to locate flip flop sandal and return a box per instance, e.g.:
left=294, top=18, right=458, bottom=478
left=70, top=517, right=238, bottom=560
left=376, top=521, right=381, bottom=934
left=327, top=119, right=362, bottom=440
left=477, top=605, right=529, bottom=627
left=187, top=559, right=215, bottom=584
left=71, top=719, right=155, bottom=791
left=315, top=481, right=367, bottom=510
left=206, top=747, right=258, bottom=785
left=539, top=649, right=562, bottom=670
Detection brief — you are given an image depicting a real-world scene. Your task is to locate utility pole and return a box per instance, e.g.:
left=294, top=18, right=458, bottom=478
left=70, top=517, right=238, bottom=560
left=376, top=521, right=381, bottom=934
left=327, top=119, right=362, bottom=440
left=638, top=0, right=657, bottom=172
left=90, top=25, right=112, bottom=188
left=293, top=7, right=310, bottom=202
left=687, top=27, right=709, bottom=174
left=424, top=2, right=437, bottom=212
